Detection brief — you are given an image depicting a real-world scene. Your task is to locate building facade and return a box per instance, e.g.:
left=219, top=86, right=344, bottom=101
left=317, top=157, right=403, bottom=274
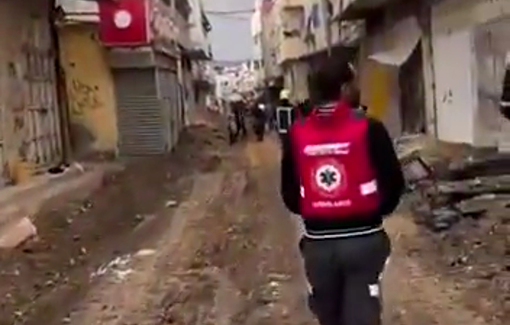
left=251, top=1, right=265, bottom=88
left=336, top=0, right=510, bottom=149
left=57, top=0, right=118, bottom=159
left=56, top=0, right=212, bottom=157
left=258, top=0, right=363, bottom=104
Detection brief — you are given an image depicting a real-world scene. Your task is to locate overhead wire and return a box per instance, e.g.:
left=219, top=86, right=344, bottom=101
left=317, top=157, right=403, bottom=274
left=204, top=9, right=255, bottom=15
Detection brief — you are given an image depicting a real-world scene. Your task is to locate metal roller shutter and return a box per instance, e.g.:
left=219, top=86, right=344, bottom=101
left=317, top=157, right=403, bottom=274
left=114, top=68, right=165, bottom=156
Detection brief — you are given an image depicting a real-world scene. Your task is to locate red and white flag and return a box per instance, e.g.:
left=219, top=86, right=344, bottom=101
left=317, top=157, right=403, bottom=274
left=98, top=0, right=150, bottom=47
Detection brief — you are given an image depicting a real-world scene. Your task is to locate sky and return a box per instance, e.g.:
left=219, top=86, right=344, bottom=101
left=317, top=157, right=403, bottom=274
left=203, top=0, right=255, bottom=62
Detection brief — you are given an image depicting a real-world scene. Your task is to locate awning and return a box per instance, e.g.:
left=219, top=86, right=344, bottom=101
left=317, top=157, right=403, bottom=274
left=336, top=0, right=392, bottom=21
left=368, top=17, right=421, bottom=66
left=56, top=0, right=99, bottom=23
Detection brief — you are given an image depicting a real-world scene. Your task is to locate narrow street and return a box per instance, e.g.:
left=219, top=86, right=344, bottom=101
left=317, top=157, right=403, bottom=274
left=0, top=116, right=507, bottom=325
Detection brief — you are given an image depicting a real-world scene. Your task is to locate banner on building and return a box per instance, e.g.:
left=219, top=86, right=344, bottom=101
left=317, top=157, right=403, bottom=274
left=98, top=0, right=149, bottom=46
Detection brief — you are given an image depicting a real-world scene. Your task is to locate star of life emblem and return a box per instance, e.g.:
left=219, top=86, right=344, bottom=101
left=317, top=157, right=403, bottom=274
left=315, top=164, right=341, bottom=192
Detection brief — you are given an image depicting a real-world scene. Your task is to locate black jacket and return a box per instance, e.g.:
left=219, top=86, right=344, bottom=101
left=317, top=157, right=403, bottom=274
left=500, top=67, right=510, bottom=119
left=280, top=116, right=405, bottom=237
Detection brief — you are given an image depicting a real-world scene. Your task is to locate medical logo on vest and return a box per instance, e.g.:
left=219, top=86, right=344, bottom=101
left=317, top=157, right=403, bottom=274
left=315, top=164, right=341, bottom=192
left=303, top=142, right=351, bottom=156
left=310, top=160, right=347, bottom=196
left=308, top=160, right=353, bottom=209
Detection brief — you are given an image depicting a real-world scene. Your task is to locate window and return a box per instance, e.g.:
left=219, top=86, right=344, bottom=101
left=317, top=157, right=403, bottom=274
left=311, top=3, right=320, bottom=29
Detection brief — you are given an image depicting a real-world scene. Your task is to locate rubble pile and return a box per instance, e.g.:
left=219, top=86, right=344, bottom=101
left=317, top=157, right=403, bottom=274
left=396, top=136, right=510, bottom=323
left=396, top=135, right=510, bottom=232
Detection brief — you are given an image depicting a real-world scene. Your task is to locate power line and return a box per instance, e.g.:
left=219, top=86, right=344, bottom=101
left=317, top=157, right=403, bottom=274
left=209, top=15, right=251, bottom=21
left=205, top=9, right=255, bottom=15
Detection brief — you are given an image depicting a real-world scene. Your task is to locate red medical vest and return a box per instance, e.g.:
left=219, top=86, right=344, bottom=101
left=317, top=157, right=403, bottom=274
left=290, top=102, right=381, bottom=219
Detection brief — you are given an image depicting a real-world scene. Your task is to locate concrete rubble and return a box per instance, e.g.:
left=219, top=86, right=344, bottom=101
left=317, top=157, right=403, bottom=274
left=396, top=134, right=510, bottom=232
left=0, top=162, right=123, bottom=248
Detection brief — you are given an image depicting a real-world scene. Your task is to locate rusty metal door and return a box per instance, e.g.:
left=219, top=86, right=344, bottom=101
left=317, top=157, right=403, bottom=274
left=22, top=16, right=62, bottom=169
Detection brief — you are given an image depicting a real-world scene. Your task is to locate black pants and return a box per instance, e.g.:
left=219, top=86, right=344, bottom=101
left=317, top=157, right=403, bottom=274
left=235, top=117, right=247, bottom=139
left=300, top=230, right=391, bottom=325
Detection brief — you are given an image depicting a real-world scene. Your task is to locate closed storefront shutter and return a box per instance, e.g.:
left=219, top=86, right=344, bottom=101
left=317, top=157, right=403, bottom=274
left=114, top=68, right=165, bottom=156
left=156, top=68, right=172, bottom=149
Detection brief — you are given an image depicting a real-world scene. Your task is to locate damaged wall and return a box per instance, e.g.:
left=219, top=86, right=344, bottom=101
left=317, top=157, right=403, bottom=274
left=283, top=60, right=310, bottom=103
left=474, top=18, right=510, bottom=150
left=359, top=58, right=401, bottom=137
left=431, top=0, right=510, bottom=146
left=58, top=24, right=118, bottom=158
left=0, top=0, right=64, bottom=184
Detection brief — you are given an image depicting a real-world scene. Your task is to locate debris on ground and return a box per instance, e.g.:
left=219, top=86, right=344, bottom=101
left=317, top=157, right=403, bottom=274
left=0, top=116, right=230, bottom=325
left=396, top=134, right=510, bottom=324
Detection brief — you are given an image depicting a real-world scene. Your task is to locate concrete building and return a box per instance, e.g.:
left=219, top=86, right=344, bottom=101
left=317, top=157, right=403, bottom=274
left=185, top=0, right=213, bottom=124
left=336, top=0, right=427, bottom=137
left=56, top=0, right=212, bottom=157
left=260, top=0, right=283, bottom=87
left=251, top=1, right=265, bottom=88
left=429, top=0, right=510, bottom=150
left=56, top=0, right=118, bottom=159
left=213, top=61, right=258, bottom=102
left=337, top=0, right=510, bottom=149
left=258, top=0, right=363, bottom=104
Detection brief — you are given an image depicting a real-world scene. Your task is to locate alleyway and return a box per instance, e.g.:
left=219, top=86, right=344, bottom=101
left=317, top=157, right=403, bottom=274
left=0, top=115, right=507, bottom=325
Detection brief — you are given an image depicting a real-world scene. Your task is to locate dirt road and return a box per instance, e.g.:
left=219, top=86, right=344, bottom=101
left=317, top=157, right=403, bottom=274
left=0, top=120, right=507, bottom=325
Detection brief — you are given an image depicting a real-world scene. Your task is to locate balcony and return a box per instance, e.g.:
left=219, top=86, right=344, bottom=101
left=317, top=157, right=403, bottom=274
left=335, top=0, right=393, bottom=21
left=186, top=7, right=212, bottom=60
left=172, top=8, right=191, bottom=49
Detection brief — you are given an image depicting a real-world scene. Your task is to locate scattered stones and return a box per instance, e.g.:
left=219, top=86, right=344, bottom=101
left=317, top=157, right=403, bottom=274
left=165, top=200, right=178, bottom=208
left=0, top=217, right=37, bottom=249
left=135, top=249, right=156, bottom=257
left=430, top=207, right=461, bottom=232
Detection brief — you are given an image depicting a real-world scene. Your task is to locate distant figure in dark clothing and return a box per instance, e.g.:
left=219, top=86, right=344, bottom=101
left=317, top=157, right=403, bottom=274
left=227, top=112, right=238, bottom=145
left=266, top=103, right=277, bottom=131
left=252, top=103, right=266, bottom=141
left=500, top=58, right=510, bottom=119
left=231, top=100, right=247, bottom=140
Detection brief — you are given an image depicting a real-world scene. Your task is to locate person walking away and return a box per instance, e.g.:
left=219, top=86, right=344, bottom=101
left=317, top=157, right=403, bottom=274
left=276, top=89, right=294, bottom=136
left=252, top=102, right=266, bottom=141
left=227, top=111, right=238, bottom=145
left=232, top=100, right=248, bottom=140
left=500, top=53, right=510, bottom=119
left=266, top=102, right=277, bottom=131
left=279, top=63, right=405, bottom=325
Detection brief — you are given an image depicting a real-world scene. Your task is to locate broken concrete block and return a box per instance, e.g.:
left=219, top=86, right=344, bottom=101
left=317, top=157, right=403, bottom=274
left=430, top=207, right=461, bottom=232
left=456, top=193, right=510, bottom=215
left=437, top=175, right=510, bottom=197
left=0, top=217, right=37, bottom=248
left=402, top=156, right=432, bottom=183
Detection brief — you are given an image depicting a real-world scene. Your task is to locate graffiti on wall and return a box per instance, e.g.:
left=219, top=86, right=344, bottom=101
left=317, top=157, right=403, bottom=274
left=69, top=79, right=102, bottom=116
